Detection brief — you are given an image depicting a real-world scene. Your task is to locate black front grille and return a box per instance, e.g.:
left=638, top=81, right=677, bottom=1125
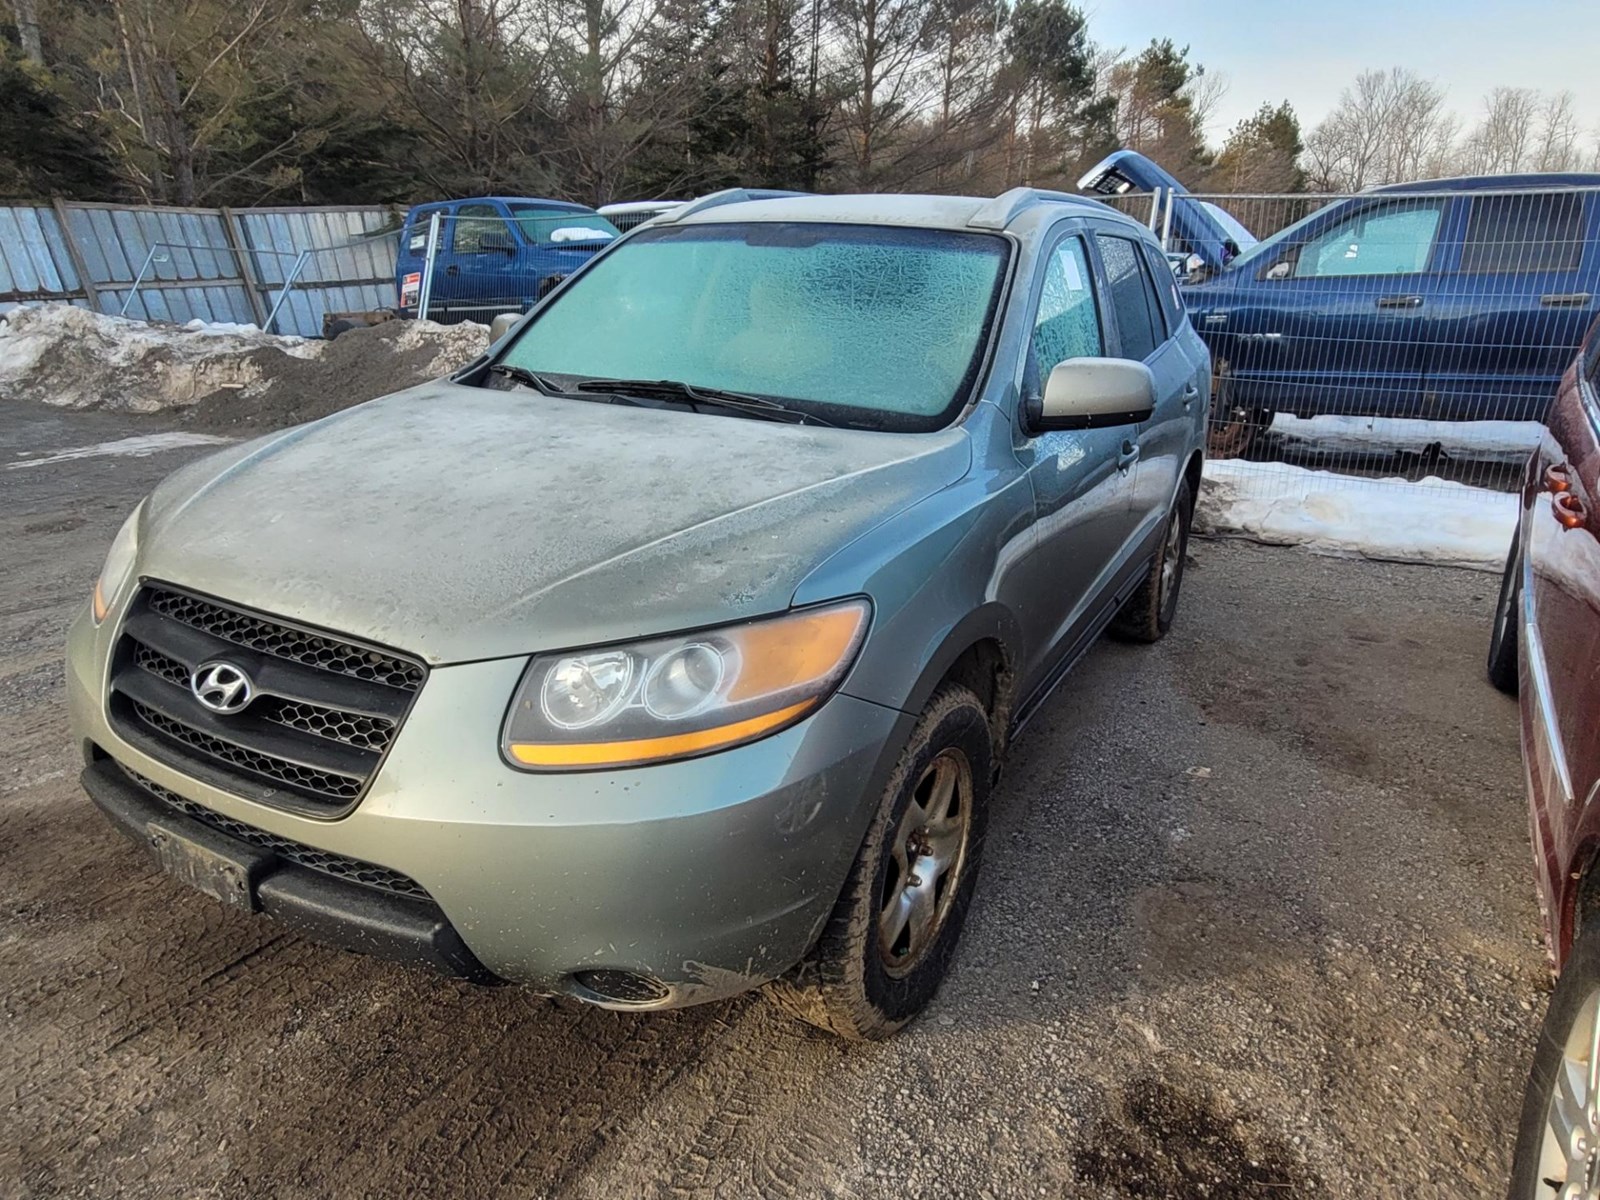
left=116, top=762, right=430, bottom=901
left=146, top=588, right=424, bottom=691
left=107, top=584, right=426, bottom=816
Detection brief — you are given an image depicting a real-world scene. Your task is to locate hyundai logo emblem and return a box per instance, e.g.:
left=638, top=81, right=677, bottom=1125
left=190, top=661, right=255, bottom=715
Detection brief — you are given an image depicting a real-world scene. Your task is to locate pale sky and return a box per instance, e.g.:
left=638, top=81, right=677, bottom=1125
left=1089, top=0, right=1600, bottom=144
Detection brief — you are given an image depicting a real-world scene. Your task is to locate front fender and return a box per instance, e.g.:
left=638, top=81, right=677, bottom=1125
left=795, top=463, right=1033, bottom=720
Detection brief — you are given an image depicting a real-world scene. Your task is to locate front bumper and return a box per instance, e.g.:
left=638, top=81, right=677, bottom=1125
left=67, top=603, right=909, bottom=1007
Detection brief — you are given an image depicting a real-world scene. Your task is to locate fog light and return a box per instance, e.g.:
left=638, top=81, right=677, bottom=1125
left=573, top=969, right=672, bottom=1005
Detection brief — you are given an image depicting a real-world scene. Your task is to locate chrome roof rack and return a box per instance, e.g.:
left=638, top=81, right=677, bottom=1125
left=967, top=187, right=1094, bottom=230
left=652, top=188, right=812, bottom=224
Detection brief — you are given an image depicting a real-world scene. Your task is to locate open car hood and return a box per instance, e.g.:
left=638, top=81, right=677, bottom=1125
left=1078, top=149, right=1257, bottom=272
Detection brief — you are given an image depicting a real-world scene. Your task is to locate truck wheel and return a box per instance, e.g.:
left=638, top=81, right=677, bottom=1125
left=1112, top=478, right=1193, bottom=644
left=1206, top=360, right=1268, bottom=459
left=765, top=683, right=992, bottom=1040
left=1508, top=931, right=1600, bottom=1199
left=326, top=318, right=360, bottom=341
left=1488, top=536, right=1521, bottom=695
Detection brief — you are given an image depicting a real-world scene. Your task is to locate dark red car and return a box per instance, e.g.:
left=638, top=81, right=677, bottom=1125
left=1492, top=319, right=1600, bottom=1197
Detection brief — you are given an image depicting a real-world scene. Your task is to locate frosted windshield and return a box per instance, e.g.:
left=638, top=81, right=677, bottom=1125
left=500, top=223, right=1009, bottom=430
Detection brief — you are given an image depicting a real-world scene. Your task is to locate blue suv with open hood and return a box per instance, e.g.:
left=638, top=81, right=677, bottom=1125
left=394, top=197, right=621, bottom=324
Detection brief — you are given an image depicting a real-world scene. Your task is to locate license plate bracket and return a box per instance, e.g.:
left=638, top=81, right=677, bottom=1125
left=148, top=820, right=260, bottom=911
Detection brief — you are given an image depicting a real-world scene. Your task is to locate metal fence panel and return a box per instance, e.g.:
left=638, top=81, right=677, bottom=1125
left=0, top=200, right=400, bottom=330
left=0, top=205, right=75, bottom=301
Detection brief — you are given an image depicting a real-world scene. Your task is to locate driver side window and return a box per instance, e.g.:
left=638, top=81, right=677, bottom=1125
left=1292, top=200, right=1445, bottom=278
left=452, top=203, right=513, bottom=254
left=1032, top=237, right=1103, bottom=380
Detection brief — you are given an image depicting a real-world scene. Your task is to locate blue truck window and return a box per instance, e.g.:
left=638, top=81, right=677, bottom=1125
left=1460, top=192, right=1584, bottom=274
left=452, top=204, right=511, bottom=253
left=1295, top=201, right=1444, bottom=278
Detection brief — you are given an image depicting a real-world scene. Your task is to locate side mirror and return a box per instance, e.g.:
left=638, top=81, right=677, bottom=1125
left=479, top=230, right=515, bottom=253
left=489, top=312, right=519, bottom=342
left=1034, top=358, right=1155, bottom=431
left=1264, top=260, right=1292, bottom=281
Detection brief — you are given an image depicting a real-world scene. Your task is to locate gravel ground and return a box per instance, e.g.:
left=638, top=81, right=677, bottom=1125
left=1, top=403, right=1544, bottom=1199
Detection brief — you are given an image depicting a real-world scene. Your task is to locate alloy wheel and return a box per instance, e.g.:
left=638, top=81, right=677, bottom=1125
left=878, top=749, right=973, bottom=978
left=1537, top=986, right=1600, bottom=1198
left=1159, top=506, right=1185, bottom=615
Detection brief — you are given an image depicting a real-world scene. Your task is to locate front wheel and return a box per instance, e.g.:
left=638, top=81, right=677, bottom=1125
left=1508, top=932, right=1600, bottom=1199
left=764, top=683, right=993, bottom=1040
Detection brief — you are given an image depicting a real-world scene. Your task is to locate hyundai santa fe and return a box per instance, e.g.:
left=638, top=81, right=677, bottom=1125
left=68, top=188, right=1209, bottom=1039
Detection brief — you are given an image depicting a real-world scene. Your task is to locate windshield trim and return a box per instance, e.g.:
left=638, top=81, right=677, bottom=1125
left=488, top=221, right=1016, bottom=434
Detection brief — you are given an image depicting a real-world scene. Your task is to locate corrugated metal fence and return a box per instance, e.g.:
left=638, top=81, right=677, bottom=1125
left=0, top=201, right=403, bottom=336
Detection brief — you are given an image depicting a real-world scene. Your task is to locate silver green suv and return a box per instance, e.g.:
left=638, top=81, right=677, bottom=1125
left=68, top=189, right=1209, bottom=1039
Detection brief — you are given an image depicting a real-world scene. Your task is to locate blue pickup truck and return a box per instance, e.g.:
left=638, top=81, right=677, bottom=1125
left=1079, top=152, right=1600, bottom=455
left=394, top=197, right=621, bottom=324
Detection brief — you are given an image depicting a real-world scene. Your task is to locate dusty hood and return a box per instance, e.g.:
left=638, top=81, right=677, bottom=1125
left=140, top=383, right=969, bottom=663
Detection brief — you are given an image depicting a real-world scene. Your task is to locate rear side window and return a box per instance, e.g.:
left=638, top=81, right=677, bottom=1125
left=1032, top=237, right=1102, bottom=379
left=1139, top=241, right=1182, bottom=329
left=1097, top=235, right=1162, bottom=361
left=1460, top=192, right=1585, bottom=273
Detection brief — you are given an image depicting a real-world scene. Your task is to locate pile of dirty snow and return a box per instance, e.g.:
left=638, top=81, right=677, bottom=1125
left=0, top=305, right=490, bottom=428
left=1197, top=459, right=1517, bottom=571
left=0, top=306, right=322, bottom=412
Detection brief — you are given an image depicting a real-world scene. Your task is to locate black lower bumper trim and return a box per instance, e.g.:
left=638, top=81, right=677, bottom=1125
left=81, top=760, right=498, bottom=984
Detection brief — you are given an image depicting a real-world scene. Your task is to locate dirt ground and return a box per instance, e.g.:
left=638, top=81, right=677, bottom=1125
left=1, top=402, right=1544, bottom=1199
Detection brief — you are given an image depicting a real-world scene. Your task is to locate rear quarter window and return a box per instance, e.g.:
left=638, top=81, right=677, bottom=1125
left=1460, top=191, right=1585, bottom=274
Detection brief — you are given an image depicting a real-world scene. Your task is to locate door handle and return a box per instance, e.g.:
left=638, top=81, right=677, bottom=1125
left=1183, top=383, right=1200, bottom=409
left=445, top=264, right=460, bottom=276
left=1542, top=292, right=1592, bottom=307
left=1375, top=295, right=1423, bottom=309
left=1546, top=463, right=1572, bottom=493
left=1555, top=492, right=1587, bottom=530
left=1117, top=440, right=1140, bottom=471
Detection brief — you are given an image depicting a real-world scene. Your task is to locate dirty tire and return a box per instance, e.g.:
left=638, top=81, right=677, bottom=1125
left=1112, top=479, right=1193, bottom=644
left=1488, top=535, right=1521, bottom=695
left=325, top=318, right=359, bottom=341
left=1507, top=930, right=1600, bottom=1199
left=1206, top=361, right=1267, bottom=459
left=764, top=683, right=992, bottom=1040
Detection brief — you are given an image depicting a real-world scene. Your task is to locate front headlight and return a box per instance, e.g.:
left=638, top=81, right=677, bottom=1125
left=92, top=504, right=143, bottom=624
left=502, top=599, right=871, bottom=770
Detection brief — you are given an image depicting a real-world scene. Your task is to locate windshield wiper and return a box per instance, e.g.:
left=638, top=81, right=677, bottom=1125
left=486, top=363, right=575, bottom=396
left=572, top=377, right=834, bottom=426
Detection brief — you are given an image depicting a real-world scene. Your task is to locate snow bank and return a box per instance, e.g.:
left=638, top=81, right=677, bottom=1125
left=1197, top=459, right=1517, bottom=572
left=0, top=305, right=322, bottom=412
left=0, top=305, right=490, bottom=418
left=386, top=318, right=492, bottom=377
left=1270, top=413, right=1543, bottom=461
